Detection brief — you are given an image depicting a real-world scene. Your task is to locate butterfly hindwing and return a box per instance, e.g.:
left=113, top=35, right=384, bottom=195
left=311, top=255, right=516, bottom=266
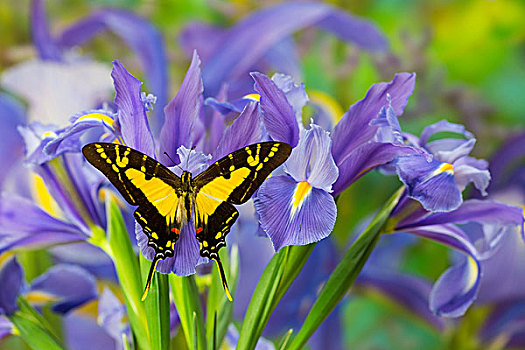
left=194, top=142, right=292, bottom=205
left=194, top=193, right=239, bottom=259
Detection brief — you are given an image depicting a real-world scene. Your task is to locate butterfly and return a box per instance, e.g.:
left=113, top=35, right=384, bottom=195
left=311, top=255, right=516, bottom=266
left=82, top=141, right=292, bottom=301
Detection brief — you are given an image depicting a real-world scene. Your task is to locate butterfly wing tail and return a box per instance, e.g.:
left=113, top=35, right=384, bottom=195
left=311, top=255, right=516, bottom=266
left=214, top=257, right=233, bottom=302
left=142, top=256, right=161, bottom=301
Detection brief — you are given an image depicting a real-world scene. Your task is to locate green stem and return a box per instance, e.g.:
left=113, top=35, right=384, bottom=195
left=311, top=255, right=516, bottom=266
left=286, top=186, right=404, bottom=350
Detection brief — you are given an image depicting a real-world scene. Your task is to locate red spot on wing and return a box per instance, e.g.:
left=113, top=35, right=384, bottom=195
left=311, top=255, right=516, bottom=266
left=196, top=227, right=203, bottom=234
left=171, top=228, right=179, bottom=234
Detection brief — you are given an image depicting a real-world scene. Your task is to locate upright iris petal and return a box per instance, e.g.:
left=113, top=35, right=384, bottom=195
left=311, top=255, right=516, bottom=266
left=255, top=124, right=338, bottom=251
left=0, top=258, right=24, bottom=316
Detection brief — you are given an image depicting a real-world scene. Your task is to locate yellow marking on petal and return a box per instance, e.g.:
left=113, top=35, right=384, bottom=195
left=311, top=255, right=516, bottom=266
left=31, top=174, right=60, bottom=217
left=42, top=131, right=57, bottom=139
left=307, top=90, right=344, bottom=122
left=439, top=162, right=454, bottom=174
left=465, top=256, right=479, bottom=292
left=76, top=112, right=115, bottom=127
left=25, top=291, right=58, bottom=304
left=243, top=93, right=261, bottom=101
left=290, top=181, right=312, bottom=217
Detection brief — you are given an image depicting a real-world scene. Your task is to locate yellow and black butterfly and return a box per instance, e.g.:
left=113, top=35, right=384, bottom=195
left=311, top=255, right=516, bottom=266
left=82, top=141, right=291, bottom=301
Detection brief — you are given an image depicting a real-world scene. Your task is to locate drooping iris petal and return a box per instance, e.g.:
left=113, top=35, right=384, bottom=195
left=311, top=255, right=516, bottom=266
left=213, top=101, right=263, bottom=162
left=284, top=124, right=338, bottom=192
left=399, top=224, right=481, bottom=317
left=29, top=265, right=97, bottom=314
left=429, top=255, right=480, bottom=317
left=159, top=51, right=203, bottom=165
left=419, top=120, right=475, bottom=160
left=396, top=155, right=462, bottom=212
left=57, top=9, right=167, bottom=130
left=255, top=175, right=337, bottom=251
left=111, top=60, right=155, bottom=157
left=1, top=59, right=112, bottom=125
left=0, top=193, right=86, bottom=255
left=44, top=111, right=118, bottom=157
left=30, top=0, right=61, bottom=60
left=171, top=222, right=204, bottom=276
left=0, top=94, right=26, bottom=187
left=331, top=73, right=416, bottom=165
left=0, top=258, right=24, bottom=316
left=201, top=1, right=388, bottom=95
left=252, top=72, right=299, bottom=147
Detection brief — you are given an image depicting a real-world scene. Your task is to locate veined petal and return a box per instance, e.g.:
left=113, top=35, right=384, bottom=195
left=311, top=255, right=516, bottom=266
left=111, top=60, right=155, bottom=157
left=171, top=222, right=204, bottom=276
left=1, top=59, right=112, bottom=125
left=396, top=155, right=462, bottom=212
left=252, top=72, right=299, bottom=147
left=175, top=145, right=211, bottom=176
left=284, top=124, right=338, bottom=191
left=0, top=193, right=86, bottom=255
left=159, top=51, right=203, bottom=166
left=429, top=255, right=480, bottom=317
left=57, top=9, right=168, bottom=130
left=29, top=265, right=97, bottom=314
left=331, top=73, right=415, bottom=165
left=213, top=101, right=263, bottom=162
left=0, top=258, right=24, bottom=316
left=254, top=175, right=336, bottom=251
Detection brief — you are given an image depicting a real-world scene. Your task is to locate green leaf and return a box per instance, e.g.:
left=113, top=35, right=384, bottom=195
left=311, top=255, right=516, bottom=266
left=170, top=274, right=206, bottom=350
left=237, top=243, right=314, bottom=350
left=286, top=187, right=404, bottom=350
left=9, top=299, right=63, bottom=350
left=205, top=245, right=239, bottom=349
left=104, top=197, right=150, bottom=350
left=140, top=255, right=170, bottom=350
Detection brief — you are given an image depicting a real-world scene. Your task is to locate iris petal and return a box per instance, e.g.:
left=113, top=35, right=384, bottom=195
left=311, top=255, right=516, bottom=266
left=284, top=124, right=338, bottom=191
left=254, top=175, right=336, bottom=251
left=331, top=73, right=416, bottom=165
left=29, top=265, right=97, bottom=314
left=396, top=155, right=462, bottom=212
left=159, top=51, right=203, bottom=166
left=213, top=101, right=263, bottom=162
left=252, top=72, right=299, bottom=147
left=111, top=60, right=155, bottom=157
left=429, top=255, right=480, bottom=317
left=0, top=258, right=23, bottom=316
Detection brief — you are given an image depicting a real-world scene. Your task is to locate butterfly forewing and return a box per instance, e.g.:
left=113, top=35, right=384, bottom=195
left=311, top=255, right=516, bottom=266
left=82, top=143, right=183, bottom=255
left=194, top=142, right=292, bottom=205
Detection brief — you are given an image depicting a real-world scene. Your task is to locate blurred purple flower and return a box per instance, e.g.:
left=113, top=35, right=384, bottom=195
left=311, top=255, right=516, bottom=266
left=97, top=288, right=130, bottom=350
left=181, top=1, right=388, bottom=97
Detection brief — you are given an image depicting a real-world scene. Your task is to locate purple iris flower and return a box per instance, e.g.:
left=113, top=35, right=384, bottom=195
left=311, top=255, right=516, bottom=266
left=252, top=71, right=420, bottom=250
left=181, top=1, right=389, bottom=97
left=394, top=120, right=491, bottom=212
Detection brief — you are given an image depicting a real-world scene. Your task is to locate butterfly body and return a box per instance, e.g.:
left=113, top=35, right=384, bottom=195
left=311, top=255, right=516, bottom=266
left=82, top=141, right=291, bottom=300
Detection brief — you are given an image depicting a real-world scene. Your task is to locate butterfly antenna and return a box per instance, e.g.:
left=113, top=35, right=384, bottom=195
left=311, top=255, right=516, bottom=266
left=214, top=257, right=233, bottom=302
left=142, top=256, right=161, bottom=301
